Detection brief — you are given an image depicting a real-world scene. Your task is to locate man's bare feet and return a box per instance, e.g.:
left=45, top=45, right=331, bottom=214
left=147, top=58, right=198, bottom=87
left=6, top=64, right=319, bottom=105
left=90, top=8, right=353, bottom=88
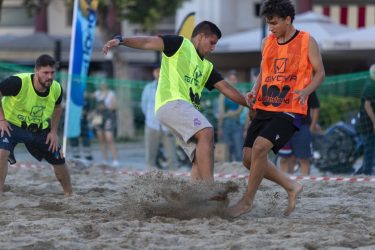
left=284, top=182, right=303, bottom=216
left=64, top=191, right=73, bottom=197
left=228, top=198, right=253, bottom=218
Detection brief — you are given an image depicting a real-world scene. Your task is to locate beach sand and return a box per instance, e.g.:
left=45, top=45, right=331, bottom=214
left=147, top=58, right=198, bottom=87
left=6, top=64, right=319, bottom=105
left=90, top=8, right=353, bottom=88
left=1, top=160, right=375, bottom=249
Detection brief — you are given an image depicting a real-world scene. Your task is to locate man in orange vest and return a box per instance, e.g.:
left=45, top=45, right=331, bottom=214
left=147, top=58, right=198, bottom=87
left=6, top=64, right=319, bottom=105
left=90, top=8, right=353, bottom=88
left=229, top=0, right=325, bottom=218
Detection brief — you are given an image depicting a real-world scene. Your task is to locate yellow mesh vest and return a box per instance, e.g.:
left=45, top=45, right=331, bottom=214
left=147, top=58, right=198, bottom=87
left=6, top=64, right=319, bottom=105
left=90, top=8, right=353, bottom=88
left=2, top=73, right=62, bottom=129
left=155, top=38, right=213, bottom=112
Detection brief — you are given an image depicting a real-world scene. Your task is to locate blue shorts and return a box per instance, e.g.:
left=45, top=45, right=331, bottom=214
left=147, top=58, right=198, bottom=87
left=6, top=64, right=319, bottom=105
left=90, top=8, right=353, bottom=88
left=0, top=124, right=65, bottom=165
left=278, top=124, right=313, bottom=159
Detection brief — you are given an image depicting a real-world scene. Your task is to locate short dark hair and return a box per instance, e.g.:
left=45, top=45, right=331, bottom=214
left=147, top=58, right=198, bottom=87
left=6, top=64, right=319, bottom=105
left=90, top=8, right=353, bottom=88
left=35, top=54, right=56, bottom=69
left=192, top=21, right=222, bottom=39
left=260, top=0, right=295, bottom=23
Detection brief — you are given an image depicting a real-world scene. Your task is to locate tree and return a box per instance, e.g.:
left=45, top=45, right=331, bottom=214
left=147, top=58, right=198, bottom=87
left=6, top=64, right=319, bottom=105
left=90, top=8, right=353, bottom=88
left=8, top=0, right=187, bottom=138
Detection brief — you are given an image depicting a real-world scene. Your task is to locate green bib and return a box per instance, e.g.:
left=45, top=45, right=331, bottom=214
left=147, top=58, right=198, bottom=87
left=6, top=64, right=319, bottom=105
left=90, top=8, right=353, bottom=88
left=155, top=38, right=213, bottom=111
left=2, top=73, right=61, bottom=129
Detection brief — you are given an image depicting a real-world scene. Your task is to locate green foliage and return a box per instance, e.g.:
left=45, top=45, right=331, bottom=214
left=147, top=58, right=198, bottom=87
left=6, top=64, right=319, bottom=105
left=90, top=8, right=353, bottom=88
left=97, top=0, right=187, bottom=32
left=117, top=0, right=186, bottom=31
left=318, top=95, right=360, bottom=129
left=11, top=0, right=187, bottom=33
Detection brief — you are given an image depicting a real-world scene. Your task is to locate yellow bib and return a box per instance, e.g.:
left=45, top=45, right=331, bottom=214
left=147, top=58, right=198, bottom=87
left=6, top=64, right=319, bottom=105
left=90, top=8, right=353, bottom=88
left=155, top=38, right=213, bottom=111
left=2, top=73, right=61, bottom=129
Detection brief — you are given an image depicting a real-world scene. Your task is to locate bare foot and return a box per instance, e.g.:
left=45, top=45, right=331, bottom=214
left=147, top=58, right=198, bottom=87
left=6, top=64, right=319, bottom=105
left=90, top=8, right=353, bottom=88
left=284, top=182, right=303, bottom=216
left=228, top=198, right=253, bottom=218
left=64, top=192, right=73, bottom=197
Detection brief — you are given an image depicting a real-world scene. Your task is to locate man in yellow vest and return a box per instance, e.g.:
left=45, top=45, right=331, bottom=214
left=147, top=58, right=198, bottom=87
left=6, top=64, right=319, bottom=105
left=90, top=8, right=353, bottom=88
left=229, top=0, right=325, bottom=218
left=0, top=54, right=72, bottom=196
left=103, top=21, right=248, bottom=182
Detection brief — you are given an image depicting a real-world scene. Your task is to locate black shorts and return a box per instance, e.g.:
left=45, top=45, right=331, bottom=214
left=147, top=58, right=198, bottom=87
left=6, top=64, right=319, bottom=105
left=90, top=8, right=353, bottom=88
left=0, top=124, right=65, bottom=165
left=244, top=115, right=297, bottom=154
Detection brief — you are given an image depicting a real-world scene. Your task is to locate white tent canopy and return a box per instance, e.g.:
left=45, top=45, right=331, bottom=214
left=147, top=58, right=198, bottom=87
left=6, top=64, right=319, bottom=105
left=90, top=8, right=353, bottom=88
left=215, top=11, right=354, bottom=53
left=322, top=26, right=375, bottom=50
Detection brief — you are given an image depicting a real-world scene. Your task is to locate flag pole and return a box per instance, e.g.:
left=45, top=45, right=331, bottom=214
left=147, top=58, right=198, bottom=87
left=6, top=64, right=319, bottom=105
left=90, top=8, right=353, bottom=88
left=62, top=0, right=79, bottom=154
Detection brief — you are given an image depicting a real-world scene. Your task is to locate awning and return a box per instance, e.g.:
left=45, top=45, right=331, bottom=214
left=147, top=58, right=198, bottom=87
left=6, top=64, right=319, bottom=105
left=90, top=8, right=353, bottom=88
left=215, top=11, right=354, bottom=53
left=322, top=26, right=375, bottom=50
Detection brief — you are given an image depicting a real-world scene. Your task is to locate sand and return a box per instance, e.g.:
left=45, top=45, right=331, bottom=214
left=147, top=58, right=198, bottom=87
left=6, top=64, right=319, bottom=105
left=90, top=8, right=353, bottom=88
left=1, top=160, right=375, bottom=250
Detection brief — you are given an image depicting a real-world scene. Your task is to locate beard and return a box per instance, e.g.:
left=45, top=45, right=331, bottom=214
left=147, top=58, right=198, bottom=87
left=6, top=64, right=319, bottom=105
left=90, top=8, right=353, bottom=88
left=38, top=75, right=52, bottom=89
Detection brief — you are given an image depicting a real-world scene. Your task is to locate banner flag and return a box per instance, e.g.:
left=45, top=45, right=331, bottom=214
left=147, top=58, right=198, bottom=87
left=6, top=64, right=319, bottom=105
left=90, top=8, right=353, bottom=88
left=63, top=0, right=98, bottom=152
left=177, top=12, right=195, bottom=38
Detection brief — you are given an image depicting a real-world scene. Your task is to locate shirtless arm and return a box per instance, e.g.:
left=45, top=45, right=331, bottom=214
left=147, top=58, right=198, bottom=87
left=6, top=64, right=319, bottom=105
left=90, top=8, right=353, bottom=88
left=214, top=80, right=248, bottom=107
left=294, top=36, right=325, bottom=104
left=103, top=36, right=164, bottom=54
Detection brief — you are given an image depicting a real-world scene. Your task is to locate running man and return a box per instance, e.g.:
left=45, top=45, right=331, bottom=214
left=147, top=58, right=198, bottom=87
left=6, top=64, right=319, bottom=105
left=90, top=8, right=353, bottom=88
left=229, top=0, right=325, bottom=217
left=103, top=21, right=249, bottom=182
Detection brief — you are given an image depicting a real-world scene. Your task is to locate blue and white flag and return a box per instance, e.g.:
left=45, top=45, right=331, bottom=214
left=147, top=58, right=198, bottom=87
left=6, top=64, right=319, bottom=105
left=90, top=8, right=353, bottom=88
left=63, top=0, right=98, bottom=151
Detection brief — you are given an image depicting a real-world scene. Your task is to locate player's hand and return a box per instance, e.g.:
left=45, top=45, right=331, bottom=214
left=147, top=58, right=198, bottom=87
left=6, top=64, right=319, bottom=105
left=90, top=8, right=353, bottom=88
left=245, top=91, right=256, bottom=107
left=293, top=89, right=310, bottom=105
left=103, top=39, right=121, bottom=55
left=310, top=124, right=322, bottom=134
left=0, top=120, right=12, bottom=137
left=46, top=131, right=59, bottom=152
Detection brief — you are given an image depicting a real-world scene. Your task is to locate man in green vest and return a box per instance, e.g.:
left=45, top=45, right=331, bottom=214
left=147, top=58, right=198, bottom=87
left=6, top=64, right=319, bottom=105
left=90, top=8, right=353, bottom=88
left=103, top=21, right=248, bottom=182
left=0, top=54, right=72, bottom=196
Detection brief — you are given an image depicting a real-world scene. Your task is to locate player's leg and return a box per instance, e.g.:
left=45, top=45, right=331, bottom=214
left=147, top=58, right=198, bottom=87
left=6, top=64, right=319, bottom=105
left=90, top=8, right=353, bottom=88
left=52, top=163, right=72, bottom=196
left=0, top=149, right=10, bottom=193
left=259, top=118, right=303, bottom=215
left=192, top=127, right=214, bottom=181
left=0, top=124, right=20, bottom=193
left=230, top=117, right=302, bottom=217
left=156, top=100, right=213, bottom=181
left=27, top=132, right=73, bottom=196
left=229, top=118, right=263, bottom=217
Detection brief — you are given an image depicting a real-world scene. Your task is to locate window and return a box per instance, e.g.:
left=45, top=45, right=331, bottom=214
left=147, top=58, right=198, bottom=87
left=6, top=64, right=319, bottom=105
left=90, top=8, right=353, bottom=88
left=0, top=7, right=34, bottom=27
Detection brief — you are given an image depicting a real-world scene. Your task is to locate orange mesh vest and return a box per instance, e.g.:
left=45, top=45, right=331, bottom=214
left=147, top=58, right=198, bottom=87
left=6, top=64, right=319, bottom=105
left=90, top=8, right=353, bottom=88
left=253, top=31, right=312, bottom=115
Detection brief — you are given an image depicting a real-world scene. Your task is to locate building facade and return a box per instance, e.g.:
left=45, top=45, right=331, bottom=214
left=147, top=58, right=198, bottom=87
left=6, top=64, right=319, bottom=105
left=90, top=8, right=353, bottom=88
left=1, top=0, right=374, bottom=80
left=0, top=0, right=175, bottom=80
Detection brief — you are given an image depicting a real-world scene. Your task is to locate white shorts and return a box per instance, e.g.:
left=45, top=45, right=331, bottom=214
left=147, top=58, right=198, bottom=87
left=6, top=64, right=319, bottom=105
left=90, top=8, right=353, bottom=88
left=156, top=100, right=212, bottom=162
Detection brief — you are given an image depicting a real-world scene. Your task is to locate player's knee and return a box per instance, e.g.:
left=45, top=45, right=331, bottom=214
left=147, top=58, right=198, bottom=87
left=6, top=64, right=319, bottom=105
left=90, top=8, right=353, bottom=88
left=0, top=149, right=10, bottom=161
left=196, top=127, right=214, bottom=144
left=243, top=157, right=251, bottom=170
left=252, top=141, right=269, bottom=158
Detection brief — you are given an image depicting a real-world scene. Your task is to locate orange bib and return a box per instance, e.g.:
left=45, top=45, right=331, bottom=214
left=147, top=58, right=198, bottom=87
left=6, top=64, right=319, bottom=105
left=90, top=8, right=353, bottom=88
left=253, top=31, right=312, bottom=115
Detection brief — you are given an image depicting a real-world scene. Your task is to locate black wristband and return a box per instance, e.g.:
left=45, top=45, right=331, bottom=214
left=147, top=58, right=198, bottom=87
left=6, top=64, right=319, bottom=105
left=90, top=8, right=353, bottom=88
left=113, top=35, right=123, bottom=44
